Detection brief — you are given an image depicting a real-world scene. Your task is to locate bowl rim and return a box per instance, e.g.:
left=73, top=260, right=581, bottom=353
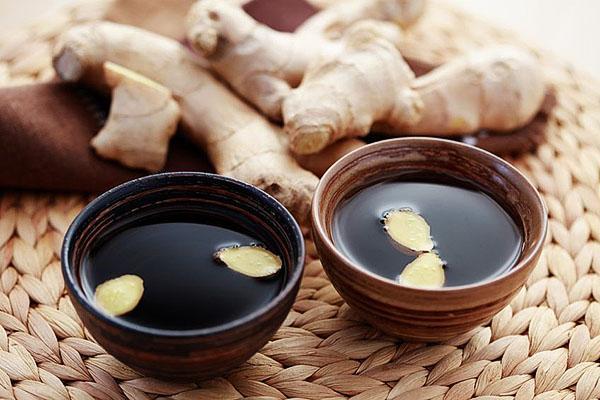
left=62, top=172, right=305, bottom=338
left=312, top=137, right=547, bottom=294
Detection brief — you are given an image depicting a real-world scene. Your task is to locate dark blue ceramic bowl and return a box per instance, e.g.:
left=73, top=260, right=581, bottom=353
left=62, top=172, right=304, bottom=379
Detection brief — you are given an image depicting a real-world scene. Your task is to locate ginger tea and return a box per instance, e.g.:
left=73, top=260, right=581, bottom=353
left=332, top=177, right=523, bottom=287
left=80, top=209, right=285, bottom=331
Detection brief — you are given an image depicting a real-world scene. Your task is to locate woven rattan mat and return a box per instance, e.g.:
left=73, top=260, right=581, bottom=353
left=2, top=1, right=600, bottom=399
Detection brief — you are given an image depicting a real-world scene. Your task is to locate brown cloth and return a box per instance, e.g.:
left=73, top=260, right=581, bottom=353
left=0, top=0, right=552, bottom=193
left=0, top=83, right=211, bottom=193
left=243, top=0, right=317, bottom=32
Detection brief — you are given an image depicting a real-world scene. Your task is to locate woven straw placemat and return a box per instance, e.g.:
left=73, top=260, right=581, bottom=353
left=1, top=1, right=600, bottom=399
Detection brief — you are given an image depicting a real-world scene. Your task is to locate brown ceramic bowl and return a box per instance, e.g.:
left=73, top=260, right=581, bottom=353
left=62, top=172, right=305, bottom=379
left=312, top=138, right=547, bottom=341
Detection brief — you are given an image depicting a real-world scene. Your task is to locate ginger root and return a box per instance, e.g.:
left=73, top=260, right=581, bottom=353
left=285, top=45, right=545, bottom=153
left=282, top=21, right=422, bottom=154
left=185, top=0, right=424, bottom=121
left=391, top=45, right=546, bottom=135
left=90, top=62, right=180, bottom=172
left=186, top=0, right=332, bottom=120
left=53, top=22, right=318, bottom=224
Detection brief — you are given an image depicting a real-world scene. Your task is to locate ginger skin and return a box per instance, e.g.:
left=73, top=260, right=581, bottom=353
left=90, top=62, right=180, bottom=172
left=53, top=22, right=318, bottom=224
left=382, top=46, right=546, bottom=135
left=285, top=45, right=546, bottom=154
left=186, top=0, right=333, bottom=121
left=186, top=0, right=544, bottom=157
left=282, top=21, right=423, bottom=154
left=185, top=0, right=424, bottom=121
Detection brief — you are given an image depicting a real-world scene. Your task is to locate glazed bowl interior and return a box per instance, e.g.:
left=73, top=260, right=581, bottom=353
left=63, top=172, right=304, bottom=338
left=313, top=138, right=547, bottom=296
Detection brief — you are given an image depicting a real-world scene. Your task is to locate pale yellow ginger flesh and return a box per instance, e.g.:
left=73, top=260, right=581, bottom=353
left=215, top=246, right=282, bottom=278
left=90, top=62, right=180, bottom=172
left=53, top=22, right=318, bottom=225
left=397, top=252, right=445, bottom=288
left=384, top=209, right=434, bottom=252
left=94, top=274, right=144, bottom=316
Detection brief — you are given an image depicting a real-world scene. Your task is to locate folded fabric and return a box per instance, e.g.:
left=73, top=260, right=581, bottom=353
left=0, top=82, right=210, bottom=193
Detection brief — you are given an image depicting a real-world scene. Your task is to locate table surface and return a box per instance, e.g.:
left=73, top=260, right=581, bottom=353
left=1, top=0, right=599, bottom=79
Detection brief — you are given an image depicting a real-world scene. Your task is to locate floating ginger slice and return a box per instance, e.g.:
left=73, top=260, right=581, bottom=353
left=397, top=252, right=445, bottom=288
left=215, top=246, right=282, bottom=278
left=384, top=209, right=434, bottom=252
left=95, top=274, right=144, bottom=316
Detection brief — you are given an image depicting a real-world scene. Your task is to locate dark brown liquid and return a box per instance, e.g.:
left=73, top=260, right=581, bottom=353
left=333, top=178, right=523, bottom=287
left=81, top=211, right=285, bottom=331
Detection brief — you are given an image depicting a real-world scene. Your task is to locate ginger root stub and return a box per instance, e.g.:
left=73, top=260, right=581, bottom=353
left=215, top=246, right=282, bottom=278
left=95, top=274, right=144, bottom=316
left=91, top=62, right=180, bottom=172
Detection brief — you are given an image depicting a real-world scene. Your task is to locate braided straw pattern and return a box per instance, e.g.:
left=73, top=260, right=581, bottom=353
left=1, top=0, right=600, bottom=398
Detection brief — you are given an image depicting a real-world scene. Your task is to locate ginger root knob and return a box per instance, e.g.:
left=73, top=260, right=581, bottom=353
left=91, top=62, right=180, bottom=172
left=283, top=20, right=422, bottom=154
